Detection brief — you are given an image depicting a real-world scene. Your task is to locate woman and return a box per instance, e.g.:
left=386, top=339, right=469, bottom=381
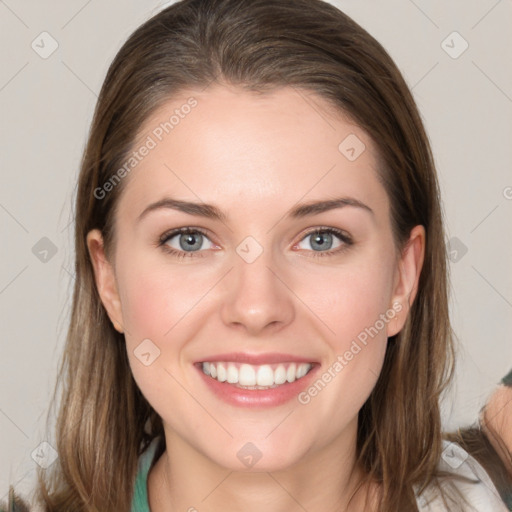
left=1, top=0, right=509, bottom=510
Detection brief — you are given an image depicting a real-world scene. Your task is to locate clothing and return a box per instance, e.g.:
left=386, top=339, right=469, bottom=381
left=130, top=437, right=509, bottom=512
left=131, top=436, right=164, bottom=512
left=413, top=441, right=509, bottom=511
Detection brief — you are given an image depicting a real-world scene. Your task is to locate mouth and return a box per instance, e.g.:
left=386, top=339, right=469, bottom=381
left=194, top=354, right=320, bottom=408
left=199, top=361, right=314, bottom=390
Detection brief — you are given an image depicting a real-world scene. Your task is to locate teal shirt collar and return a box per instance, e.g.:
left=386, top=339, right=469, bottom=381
left=131, top=436, right=163, bottom=512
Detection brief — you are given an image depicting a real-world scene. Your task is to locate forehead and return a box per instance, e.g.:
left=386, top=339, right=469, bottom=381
left=117, top=84, right=388, bottom=222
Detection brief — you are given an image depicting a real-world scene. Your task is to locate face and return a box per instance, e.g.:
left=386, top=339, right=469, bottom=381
left=88, top=84, right=424, bottom=472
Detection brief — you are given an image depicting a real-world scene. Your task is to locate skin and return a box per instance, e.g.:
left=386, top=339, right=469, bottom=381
left=482, top=384, right=512, bottom=476
left=87, top=84, right=425, bottom=512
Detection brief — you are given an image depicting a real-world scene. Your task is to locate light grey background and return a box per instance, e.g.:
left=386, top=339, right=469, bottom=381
left=1, top=0, right=511, bottom=504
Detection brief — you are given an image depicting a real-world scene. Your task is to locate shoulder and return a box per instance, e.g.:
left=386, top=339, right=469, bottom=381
left=414, top=440, right=510, bottom=512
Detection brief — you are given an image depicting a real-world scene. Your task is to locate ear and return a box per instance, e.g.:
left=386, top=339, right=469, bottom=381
left=386, top=225, right=425, bottom=337
left=86, top=229, right=125, bottom=333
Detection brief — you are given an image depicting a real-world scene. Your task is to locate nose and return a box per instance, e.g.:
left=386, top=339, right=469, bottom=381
left=220, top=246, right=295, bottom=336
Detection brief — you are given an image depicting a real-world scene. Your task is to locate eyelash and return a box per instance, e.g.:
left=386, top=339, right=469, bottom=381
left=157, top=226, right=353, bottom=259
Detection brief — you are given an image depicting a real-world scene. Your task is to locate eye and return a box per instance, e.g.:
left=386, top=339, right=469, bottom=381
left=158, top=227, right=216, bottom=258
left=157, top=226, right=353, bottom=260
left=294, top=227, right=353, bottom=258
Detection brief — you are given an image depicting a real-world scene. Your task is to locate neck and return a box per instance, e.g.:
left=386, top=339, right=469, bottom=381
left=148, top=422, right=379, bottom=512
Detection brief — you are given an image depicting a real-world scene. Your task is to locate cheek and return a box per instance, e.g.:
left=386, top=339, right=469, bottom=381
left=294, top=255, right=395, bottom=413
left=115, top=255, right=218, bottom=385
left=117, top=257, right=210, bottom=341
left=117, top=262, right=200, bottom=412
left=300, top=257, right=396, bottom=349
left=119, top=274, right=169, bottom=341
left=297, top=308, right=390, bottom=444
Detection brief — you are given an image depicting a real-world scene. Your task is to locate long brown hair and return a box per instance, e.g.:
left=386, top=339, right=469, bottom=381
left=18, top=0, right=463, bottom=509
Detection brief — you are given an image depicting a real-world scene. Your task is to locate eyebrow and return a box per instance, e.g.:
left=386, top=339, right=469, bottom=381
left=137, top=196, right=374, bottom=223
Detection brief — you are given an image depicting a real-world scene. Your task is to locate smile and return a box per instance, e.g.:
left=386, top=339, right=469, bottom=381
left=201, top=361, right=313, bottom=389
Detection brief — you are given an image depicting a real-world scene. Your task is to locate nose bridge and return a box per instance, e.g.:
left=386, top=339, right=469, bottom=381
left=219, top=236, right=295, bottom=334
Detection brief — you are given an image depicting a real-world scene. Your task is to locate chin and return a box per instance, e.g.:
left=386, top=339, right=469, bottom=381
left=201, top=437, right=309, bottom=473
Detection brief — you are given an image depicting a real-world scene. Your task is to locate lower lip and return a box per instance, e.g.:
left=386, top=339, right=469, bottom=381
left=195, top=363, right=319, bottom=408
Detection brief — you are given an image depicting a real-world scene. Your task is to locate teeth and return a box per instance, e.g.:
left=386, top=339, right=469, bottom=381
left=286, top=363, right=296, bottom=383
left=239, top=364, right=256, bottom=386
left=256, top=365, right=273, bottom=386
left=217, top=363, right=227, bottom=382
left=274, top=365, right=287, bottom=385
left=296, top=363, right=308, bottom=379
left=227, top=364, right=238, bottom=384
left=201, top=361, right=313, bottom=387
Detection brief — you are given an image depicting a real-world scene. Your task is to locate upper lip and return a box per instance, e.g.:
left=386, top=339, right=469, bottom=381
left=195, top=352, right=318, bottom=365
